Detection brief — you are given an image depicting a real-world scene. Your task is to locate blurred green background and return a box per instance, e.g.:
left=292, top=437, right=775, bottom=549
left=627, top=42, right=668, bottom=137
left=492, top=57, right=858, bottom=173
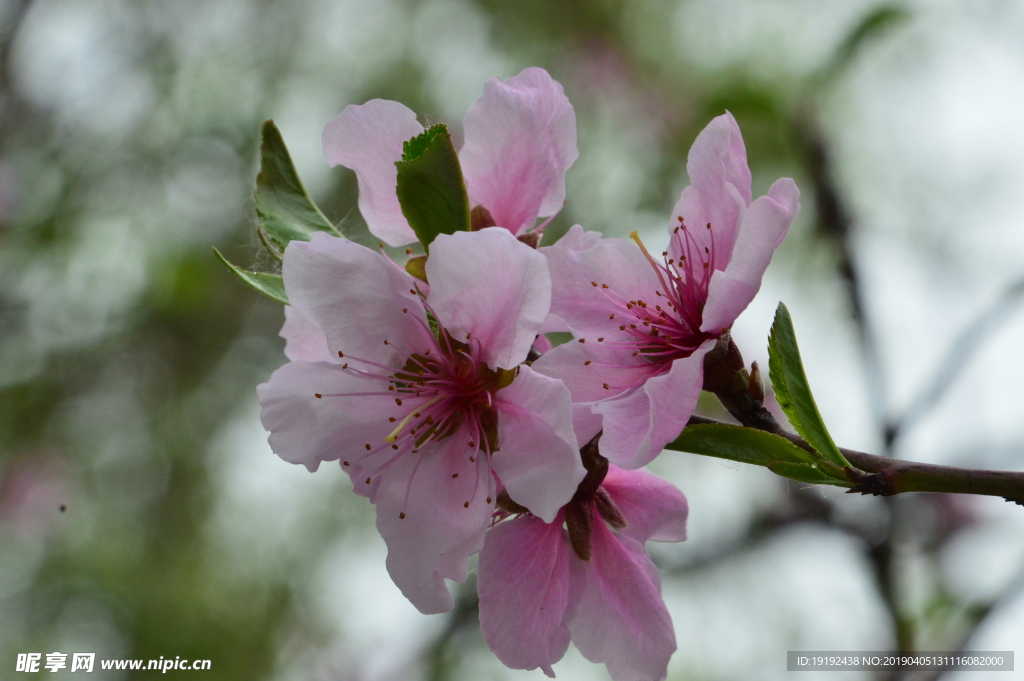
left=2, top=1, right=1024, bottom=679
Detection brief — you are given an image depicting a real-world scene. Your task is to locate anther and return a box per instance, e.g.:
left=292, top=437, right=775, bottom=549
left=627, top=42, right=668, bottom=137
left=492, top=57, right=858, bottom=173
left=395, top=398, right=402, bottom=405
left=468, top=441, right=476, bottom=447
left=603, top=383, right=610, bottom=389
left=389, top=417, right=397, bottom=422
left=597, top=337, right=605, bottom=342
left=463, top=501, right=469, bottom=508
left=578, top=338, right=586, bottom=343
left=584, top=360, right=592, bottom=365
left=486, top=497, right=492, bottom=504
left=342, top=363, right=349, bottom=369
left=405, top=248, right=412, bottom=255
left=591, top=281, right=598, bottom=287
left=469, top=456, right=475, bottom=462
left=391, top=444, right=399, bottom=450
left=452, top=473, right=459, bottom=478
left=402, top=308, right=408, bottom=313
left=619, top=325, right=626, bottom=331
left=365, top=477, right=371, bottom=484
left=365, top=444, right=372, bottom=451
left=399, top=512, right=406, bottom=519
left=383, top=339, right=389, bottom=345
left=409, top=289, right=416, bottom=295
left=315, top=393, right=322, bottom=399
left=609, top=314, right=615, bottom=319
left=602, top=284, right=609, bottom=289
left=343, top=461, right=350, bottom=466
left=338, top=351, right=344, bottom=358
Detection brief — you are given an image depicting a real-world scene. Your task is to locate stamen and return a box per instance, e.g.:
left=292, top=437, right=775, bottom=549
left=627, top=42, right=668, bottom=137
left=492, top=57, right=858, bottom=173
left=385, top=395, right=443, bottom=442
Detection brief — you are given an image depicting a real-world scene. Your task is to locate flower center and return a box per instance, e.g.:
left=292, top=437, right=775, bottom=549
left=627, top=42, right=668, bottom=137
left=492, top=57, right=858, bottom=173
left=580, top=224, right=716, bottom=374
left=315, top=305, right=512, bottom=516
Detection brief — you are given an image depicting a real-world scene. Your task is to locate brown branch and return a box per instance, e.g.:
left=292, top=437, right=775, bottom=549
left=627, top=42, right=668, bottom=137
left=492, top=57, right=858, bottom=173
left=686, top=414, right=1024, bottom=504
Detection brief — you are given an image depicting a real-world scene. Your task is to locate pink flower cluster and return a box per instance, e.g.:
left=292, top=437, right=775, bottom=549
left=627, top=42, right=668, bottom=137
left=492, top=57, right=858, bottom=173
left=258, top=68, right=799, bottom=680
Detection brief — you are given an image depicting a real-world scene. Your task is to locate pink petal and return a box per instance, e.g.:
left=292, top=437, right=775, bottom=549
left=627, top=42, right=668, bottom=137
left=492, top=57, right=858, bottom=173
left=542, top=235, right=662, bottom=337
left=283, top=233, right=428, bottom=369
left=257, top=361, right=403, bottom=473
left=492, top=366, right=585, bottom=523
left=566, top=520, right=676, bottom=681
left=594, top=343, right=713, bottom=469
left=460, top=67, right=578, bottom=234
left=700, top=178, right=799, bottom=334
left=281, top=305, right=333, bottom=363
left=532, top=334, right=554, bottom=355
left=549, top=223, right=604, bottom=251
left=374, top=435, right=495, bottom=614
left=668, top=112, right=752, bottom=271
left=321, top=99, right=423, bottom=246
left=478, top=514, right=572, bottom=676
left=601, top=466, right=688, bottom=543
left=426, top=228, right=551, bottom=371
left=571, top=403, right=604, bottom=449
left=532, top=340, right=658, bottom=403
left=687, top=111, right=751, bottom=206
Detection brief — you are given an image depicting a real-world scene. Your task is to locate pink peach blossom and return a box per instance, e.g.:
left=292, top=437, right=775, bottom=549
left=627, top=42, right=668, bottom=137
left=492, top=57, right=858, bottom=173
left=478, top=465, right=687, bottom=681
left=258, top=228, right=585, bottom=614
left=534, top=113, right=800, bottom=468
left=321, top=67, right=578, bottom=246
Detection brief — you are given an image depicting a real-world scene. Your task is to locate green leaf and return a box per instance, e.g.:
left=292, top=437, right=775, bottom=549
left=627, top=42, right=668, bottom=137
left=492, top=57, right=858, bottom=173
left=767, top=461, right=850, bottom=486
left=254, top=120, right=340, bottom=250
left=213, top=248, right=288, bottom=304
left=767, top=302, right=850, bottom=467
left=395, top=124, right=470, bottom=251
left=666, top=422, right=849, bottom=486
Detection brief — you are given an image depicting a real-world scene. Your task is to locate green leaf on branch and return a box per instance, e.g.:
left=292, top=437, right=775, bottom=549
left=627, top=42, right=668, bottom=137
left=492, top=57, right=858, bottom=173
left=213, top=247, right=288, bottom=304
left=666, top=422, right=849, bottom=486
left=395, top=123, right=470, bottom=251
left=767, top=461, right=849, bottom=486
left=767, top=302, right=851, bottom=468
left=254, top=120, right=340, bottom=250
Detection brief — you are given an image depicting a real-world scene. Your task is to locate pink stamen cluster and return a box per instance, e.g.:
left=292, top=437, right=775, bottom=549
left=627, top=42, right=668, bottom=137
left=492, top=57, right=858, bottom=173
left=578, top=221, right=717, bottom=389
left=315, top=296, right=498, bottom=517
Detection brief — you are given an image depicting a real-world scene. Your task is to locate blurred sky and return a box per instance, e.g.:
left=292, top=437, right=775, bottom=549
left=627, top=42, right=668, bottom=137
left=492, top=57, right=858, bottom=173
left=1, top=1, right=1024, bottom=680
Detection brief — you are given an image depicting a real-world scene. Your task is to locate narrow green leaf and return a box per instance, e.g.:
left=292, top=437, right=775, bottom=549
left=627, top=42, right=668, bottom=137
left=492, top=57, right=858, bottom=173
left=767, top=303, right=850, bottom=467
left=767, top=461, right=851, bottom=486
left=213, top=247, right=288, bottom=304
left=254, top=120, right=340, bottom=250
left=666, top=423, right=849, bottom=486
left=395, top=124, right=470, bottom=251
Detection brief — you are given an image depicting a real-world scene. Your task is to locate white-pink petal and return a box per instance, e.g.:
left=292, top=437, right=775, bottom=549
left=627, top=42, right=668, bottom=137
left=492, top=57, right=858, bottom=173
left=283, top=233, right=428, bottom=369
left=257, top=361, right=402, bottom=473
left=478, top=514, right=573, bottom=677
left=426, top=228, right=551, bottom=370
left=493, top=366, right=585, bottom=523
left=280, top=305, right=333, bottom=363
left=460, top=67, right=578, bottom=234
left=567, top=521, right=676, bottom=681
left=594, top=343, right=713, bottom=469
left=322, top=99, right=423, bottom=246
left=542, top=236, right=662, bottom=337
left=374, top=436, right=494, bottom=614
left=601, top=466, right=688, bottom=543
left=686, top=111, right=751, bottom=206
